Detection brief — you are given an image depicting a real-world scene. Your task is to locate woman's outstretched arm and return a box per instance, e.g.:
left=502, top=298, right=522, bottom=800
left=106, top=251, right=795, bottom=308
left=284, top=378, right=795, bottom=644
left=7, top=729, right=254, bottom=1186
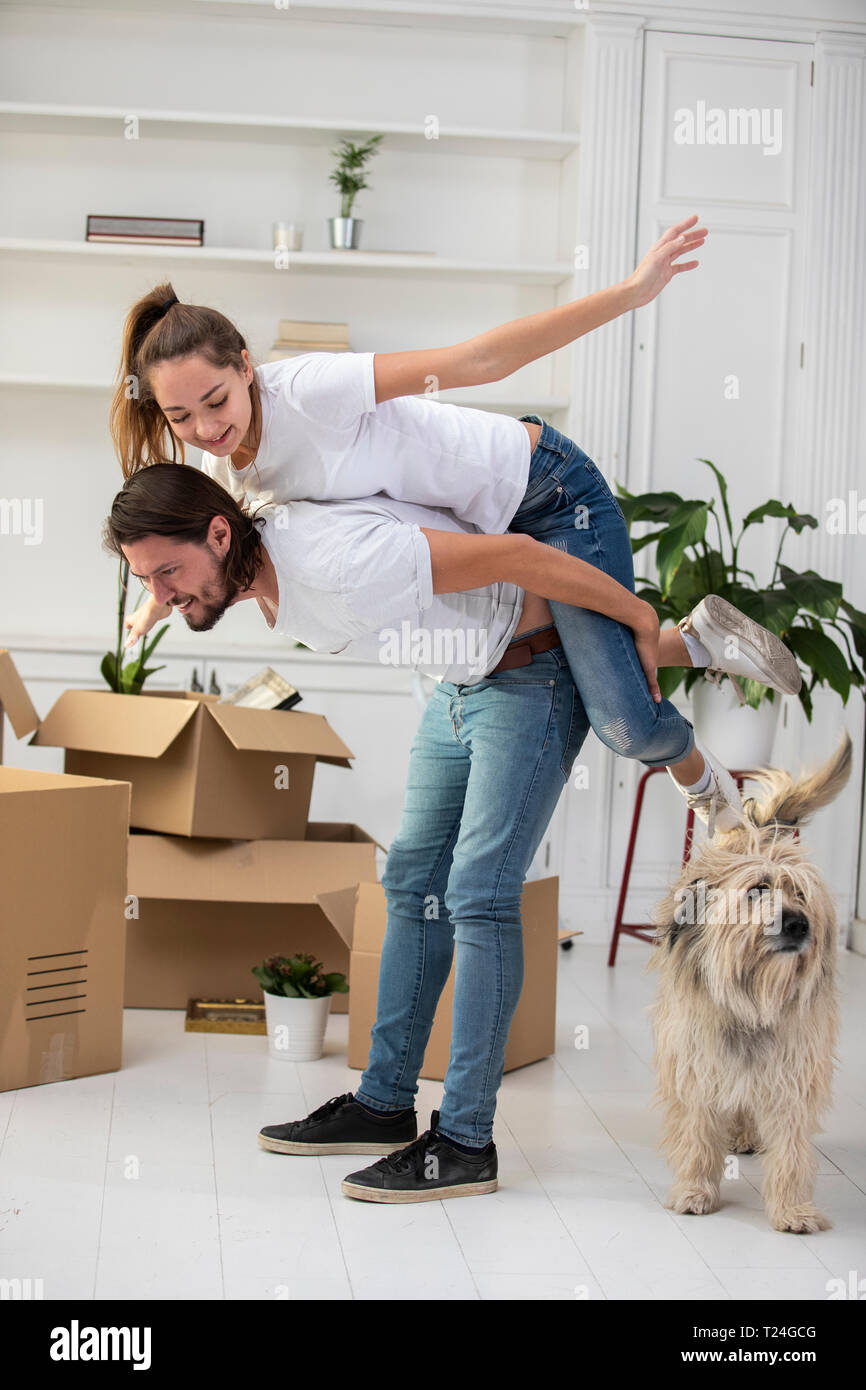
left=420, top=527, right=662, bottom=701
left=372, top=215, right=707, bottom=404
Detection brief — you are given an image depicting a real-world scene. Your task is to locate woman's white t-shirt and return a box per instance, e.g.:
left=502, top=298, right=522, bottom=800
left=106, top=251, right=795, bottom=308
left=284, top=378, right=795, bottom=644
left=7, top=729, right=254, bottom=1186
left=199, top=352, right=531, bottom=532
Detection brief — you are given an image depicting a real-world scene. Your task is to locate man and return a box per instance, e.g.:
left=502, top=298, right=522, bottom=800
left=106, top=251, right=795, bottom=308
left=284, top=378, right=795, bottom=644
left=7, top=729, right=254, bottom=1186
left=104, top=463, right=770, bottom=1203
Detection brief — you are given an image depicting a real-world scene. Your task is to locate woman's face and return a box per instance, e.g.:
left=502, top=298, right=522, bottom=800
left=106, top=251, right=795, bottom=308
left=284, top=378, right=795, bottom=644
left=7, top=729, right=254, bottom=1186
left=150, top=351, right=254, bottom=454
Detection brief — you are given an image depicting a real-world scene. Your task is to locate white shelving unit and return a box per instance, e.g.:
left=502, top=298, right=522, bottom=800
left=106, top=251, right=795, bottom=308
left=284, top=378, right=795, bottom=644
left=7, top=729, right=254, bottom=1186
left=0, top=0, right=584, bottom=644
left=0, top=0, right=584, bottom=884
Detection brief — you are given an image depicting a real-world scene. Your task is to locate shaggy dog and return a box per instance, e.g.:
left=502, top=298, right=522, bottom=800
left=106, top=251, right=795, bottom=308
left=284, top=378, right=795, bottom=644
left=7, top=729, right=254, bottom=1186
left=649, top=730, right=853, bottom=1233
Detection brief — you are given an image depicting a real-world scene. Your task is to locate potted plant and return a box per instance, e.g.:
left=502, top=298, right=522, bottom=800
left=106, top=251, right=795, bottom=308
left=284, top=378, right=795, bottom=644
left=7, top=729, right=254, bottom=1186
left=327, top=134, right=384, bottom=250
left=101, top=556, right=170, bottom=694
left=251, top=952, right=348, bottom=1061
left=615, top=459, right=866, bottom=767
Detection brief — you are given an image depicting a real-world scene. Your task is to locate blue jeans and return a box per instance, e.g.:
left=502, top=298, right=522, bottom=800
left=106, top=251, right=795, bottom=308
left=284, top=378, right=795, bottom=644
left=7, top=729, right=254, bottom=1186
left=509, top=416, right=695, bottom=770
left=354, top=645, right=585, bottom=1146
left=354, top=418, right=695, bottom=1146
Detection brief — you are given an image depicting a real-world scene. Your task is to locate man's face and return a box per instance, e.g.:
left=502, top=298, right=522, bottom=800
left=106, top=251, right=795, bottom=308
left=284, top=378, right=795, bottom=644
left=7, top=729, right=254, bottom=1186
left=149, top=352, right=253, bottom=455
left=123, top=521, right=240, bottom=632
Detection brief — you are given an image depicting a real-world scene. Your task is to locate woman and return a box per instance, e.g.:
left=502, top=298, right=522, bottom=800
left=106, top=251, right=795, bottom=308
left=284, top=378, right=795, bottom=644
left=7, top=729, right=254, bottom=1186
left=109, top=214, right=801, bottom=832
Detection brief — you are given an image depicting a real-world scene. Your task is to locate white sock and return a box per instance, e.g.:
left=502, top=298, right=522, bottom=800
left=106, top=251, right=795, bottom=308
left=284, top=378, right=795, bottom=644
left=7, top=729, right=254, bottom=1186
left=681, top=630, right=710, bottom=667
left=681, top=760, right=712, bottom=794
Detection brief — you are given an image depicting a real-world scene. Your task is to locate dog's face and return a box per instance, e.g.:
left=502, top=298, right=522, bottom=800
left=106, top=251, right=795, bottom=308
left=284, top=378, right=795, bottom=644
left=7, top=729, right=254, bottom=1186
left=653, top=825, right=837, bottom=1027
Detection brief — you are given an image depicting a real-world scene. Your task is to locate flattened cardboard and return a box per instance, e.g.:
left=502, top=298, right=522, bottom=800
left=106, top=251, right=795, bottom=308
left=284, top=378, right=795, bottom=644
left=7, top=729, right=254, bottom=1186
left=317, top=876, right=560, bottom=1081
left=0, top=766, right=130, bottom=1092
left=29, top=687, right=353, bottom=840
left=124, top=823, right=380, bottom=1010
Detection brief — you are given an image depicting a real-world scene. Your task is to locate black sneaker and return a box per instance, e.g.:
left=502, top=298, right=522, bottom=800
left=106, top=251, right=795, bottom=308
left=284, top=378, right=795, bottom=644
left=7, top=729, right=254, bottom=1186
left=257, top=1092, right=417, bottom=1155
left=341, top=1109, right=498, bottom=1203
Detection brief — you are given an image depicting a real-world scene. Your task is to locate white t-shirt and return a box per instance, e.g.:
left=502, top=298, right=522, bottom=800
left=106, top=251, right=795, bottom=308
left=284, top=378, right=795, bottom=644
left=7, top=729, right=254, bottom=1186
left=256, top=495, right=525, bottom=686
left=200, top=352, right=531, bottom=533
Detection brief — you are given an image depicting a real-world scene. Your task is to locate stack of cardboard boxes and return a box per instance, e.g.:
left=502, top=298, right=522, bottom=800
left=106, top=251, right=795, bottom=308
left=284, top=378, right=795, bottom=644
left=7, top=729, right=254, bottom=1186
left=0, top=649, right=561, bottom=1088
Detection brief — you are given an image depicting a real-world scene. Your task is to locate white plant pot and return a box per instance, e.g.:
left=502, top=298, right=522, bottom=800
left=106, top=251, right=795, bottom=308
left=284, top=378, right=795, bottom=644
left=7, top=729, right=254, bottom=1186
left=264, top=991, right=331, bottom=1062
left=691, top=675, right=782, bottom=772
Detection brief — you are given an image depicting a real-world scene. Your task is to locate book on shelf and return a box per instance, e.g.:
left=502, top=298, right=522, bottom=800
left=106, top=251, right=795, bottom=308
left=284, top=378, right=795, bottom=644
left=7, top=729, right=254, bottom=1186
left=276, top=320, right=349, bottom=343
left=86, top=215, right=204, bottom=245
left=271, top=338, right=350, bottom=350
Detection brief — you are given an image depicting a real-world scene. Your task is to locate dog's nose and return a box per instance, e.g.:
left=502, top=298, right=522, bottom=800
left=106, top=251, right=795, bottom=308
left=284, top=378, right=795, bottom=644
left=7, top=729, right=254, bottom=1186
left=779, top=909, right=810, bottom=942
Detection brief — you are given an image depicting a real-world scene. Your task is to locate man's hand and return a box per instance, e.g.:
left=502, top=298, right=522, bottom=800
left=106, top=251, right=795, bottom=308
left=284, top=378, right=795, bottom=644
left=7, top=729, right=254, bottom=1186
left=632, top=601, right=662, bottom=703
left=623, top=215, right=707, bottom=309
left=124, top=594, right=172, bottom=650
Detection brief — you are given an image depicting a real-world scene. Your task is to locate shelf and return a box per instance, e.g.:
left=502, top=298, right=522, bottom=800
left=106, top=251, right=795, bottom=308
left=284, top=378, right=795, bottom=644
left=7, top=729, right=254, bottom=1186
left=0, top=238, right=575, bottom=285
left=5, top=0, right=586, bottom=38
left=0, top=102, right=580, bottom=162
left=0, top=373, right=570, bottom=416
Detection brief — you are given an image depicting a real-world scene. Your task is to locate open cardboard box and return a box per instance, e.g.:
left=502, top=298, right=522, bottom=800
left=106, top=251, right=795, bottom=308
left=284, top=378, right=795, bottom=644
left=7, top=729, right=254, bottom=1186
left=0, top=649, right=352, bottom=840
left=317, top=877, right=560, bottom=1081
left=125, top=822, right=382, bottom=1009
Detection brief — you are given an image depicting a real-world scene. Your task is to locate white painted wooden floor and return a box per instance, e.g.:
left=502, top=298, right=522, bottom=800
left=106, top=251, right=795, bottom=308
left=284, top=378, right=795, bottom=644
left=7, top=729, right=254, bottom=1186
left=1, top=941, right=864, bottom=1301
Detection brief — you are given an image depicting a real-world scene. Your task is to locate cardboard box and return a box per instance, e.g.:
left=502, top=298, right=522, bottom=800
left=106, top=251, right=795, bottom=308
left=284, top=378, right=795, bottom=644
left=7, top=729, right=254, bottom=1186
left=124, top=822, right=381, bottom=1009
left=0, top=765, right=130, bottom=1092
left=317, top=877, right=559, bottom=1081
left=0, top=648, right=40, bottom=759
left=21, top=679, right=353, bottom=841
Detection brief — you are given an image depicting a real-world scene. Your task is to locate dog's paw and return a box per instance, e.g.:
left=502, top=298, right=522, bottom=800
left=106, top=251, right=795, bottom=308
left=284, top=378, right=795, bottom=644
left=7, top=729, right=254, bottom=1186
left=669, top=1185, right=721, bottom=1216
left=770, top=1204, right=832, bottom=1234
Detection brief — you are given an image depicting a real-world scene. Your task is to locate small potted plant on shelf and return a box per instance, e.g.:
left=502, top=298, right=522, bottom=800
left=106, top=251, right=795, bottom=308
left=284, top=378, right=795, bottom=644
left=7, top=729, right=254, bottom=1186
left=251, top=952, right=348, bottom=1061
left=615, top=459, right=866, bottom=768
left=327, top=134, right=384, bottom=250
left=101, top=557, right=170, bottom=694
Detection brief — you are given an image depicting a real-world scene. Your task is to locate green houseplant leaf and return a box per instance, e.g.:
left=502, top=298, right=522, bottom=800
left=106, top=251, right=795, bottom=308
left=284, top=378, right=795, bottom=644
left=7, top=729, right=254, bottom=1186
left=252, top=953, right=348, bottom=1000
left=616, top=459, right=865, bottom=722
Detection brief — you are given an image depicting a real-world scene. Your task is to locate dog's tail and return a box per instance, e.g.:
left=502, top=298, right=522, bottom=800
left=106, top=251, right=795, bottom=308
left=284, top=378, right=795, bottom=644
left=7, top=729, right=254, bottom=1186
left=742, top=729, right=854, bottom=830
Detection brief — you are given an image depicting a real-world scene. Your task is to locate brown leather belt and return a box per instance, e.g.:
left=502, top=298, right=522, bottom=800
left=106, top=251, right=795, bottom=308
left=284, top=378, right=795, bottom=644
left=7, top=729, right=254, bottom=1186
left=491, top=624, right=561, bottom=674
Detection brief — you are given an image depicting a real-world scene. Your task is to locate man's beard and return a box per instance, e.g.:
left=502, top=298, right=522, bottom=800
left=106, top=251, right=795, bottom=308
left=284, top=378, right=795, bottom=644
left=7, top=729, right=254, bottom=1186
left=177, top=553, right=241, bottom=632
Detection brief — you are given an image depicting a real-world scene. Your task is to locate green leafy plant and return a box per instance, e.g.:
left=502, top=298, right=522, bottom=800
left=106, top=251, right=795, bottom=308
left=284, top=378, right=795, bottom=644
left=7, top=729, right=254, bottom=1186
left=101, top=556, right=170, bottom=695
left=328, top=134, right=384, bottom=219
left=615, top=458, right=866, bottom=721
left=251, top=952, right=348, bottom=1000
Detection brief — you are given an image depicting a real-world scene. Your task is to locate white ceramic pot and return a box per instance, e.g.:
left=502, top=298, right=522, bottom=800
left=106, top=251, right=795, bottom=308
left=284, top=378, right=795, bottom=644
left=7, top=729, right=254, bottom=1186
left=264, top=991, right=331, bottom=1062
left=691, top=675, right=782, bottom=772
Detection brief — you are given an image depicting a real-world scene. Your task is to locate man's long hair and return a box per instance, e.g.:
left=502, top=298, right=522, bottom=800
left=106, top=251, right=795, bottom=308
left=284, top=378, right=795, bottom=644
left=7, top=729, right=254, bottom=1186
left=102, top=462, right=267, bottom=593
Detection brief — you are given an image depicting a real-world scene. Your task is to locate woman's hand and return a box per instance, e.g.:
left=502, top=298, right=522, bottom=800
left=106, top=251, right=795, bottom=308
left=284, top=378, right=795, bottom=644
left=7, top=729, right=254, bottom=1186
left=124, top=595, right=172, bottom=650
left=632, top=601, right=662, bottom=703
left=624, top=215, right=708, bottom=309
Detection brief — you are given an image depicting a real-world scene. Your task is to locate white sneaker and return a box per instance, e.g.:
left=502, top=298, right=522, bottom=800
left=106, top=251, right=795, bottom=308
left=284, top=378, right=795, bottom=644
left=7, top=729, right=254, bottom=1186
left=679, top=595, right=802, bottom=703
left=668, top=736, right=745, bottom=838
